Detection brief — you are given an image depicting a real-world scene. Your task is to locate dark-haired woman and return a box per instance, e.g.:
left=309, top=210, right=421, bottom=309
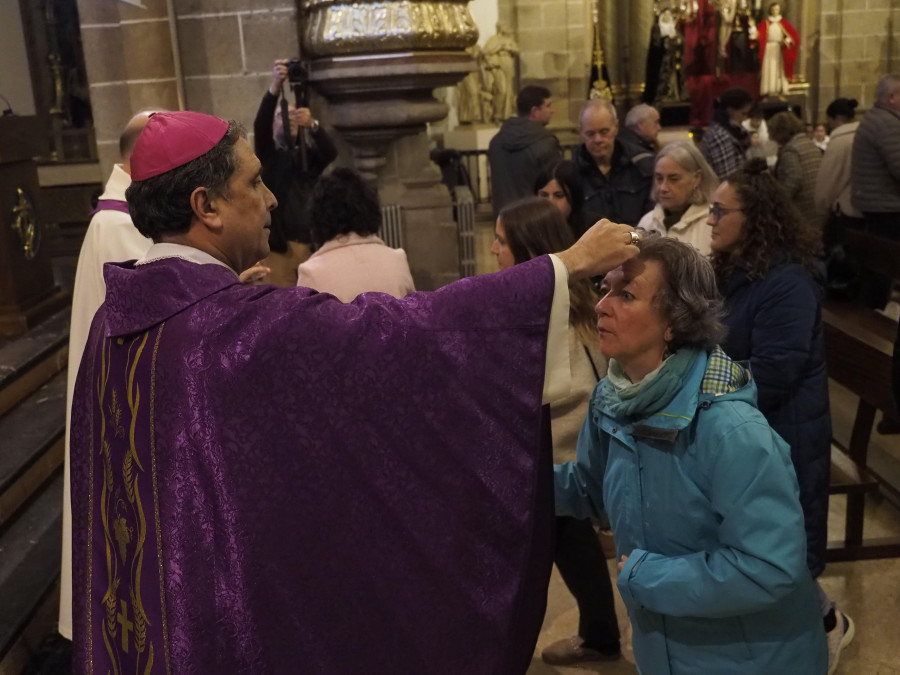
left=709, top=158, right=853, bottom=673
left=700, top=86, right=754, bottom=178
left=533, top=160, right=587, bottom=238
left=297, top=167, right=415, bottom=301
left=491, top=198, right=621, bottom=666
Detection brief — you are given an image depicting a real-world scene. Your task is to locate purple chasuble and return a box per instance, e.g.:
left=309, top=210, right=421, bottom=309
left=89, top=199, right=130, bottom=217
left=70, top=256, right=557, bottom=674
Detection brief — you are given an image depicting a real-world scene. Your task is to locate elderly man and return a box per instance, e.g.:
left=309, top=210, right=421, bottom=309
left=574, top=99, right=655, bottom=227
left=69, top=111, right=638, bottom=674
left=59, top=110, right=156, bottom=641
left=851, top=73, right=900, bottom=241
left=488, top=85, right=560, bottom=214
left=620, top=103, right=661, bottom=154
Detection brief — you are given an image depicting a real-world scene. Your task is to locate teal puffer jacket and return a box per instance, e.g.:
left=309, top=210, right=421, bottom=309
left=555, top=347, right=827, bottom=675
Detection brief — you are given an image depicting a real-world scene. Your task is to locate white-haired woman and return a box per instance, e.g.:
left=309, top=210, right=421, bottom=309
left=637, top=140, right=719, bottom=255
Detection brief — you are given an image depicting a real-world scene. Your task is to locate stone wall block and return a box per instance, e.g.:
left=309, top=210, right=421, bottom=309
left=177, top=16, right=243, bottom=77
left=76, top=0, right=169, bottom=25
left=122, top=21, right=178, bottom=80
left=818, top=64, right=837, bottom=88
left=818, top=0, right=838, bottom=11
left=843, top=10, right=887, bottom=35
left=841, top=36, right=867, bottom=61
left=863, top=34, right=888, bottom=61
left=96, top=145, right=120, bottom=177
left=128, top=79, right=180, bottom=115
left=241, top=11, right=299, bottom=74
left=184, top=73, right=271, bottom=127
left=866, top=0, right=896, bottom=9
left=541, top=5, right=568, bottom=28
left=176, top=0, right=293, bottom=15
left=88, top=84, right=135, bottom=148
left=80, top=26, right=127, bottom=84
left=515, top=5, right=541, bottom=34
left=822, top=12, right=840, bottom=37
left=819, top=35, right=839, bottom=62
left=542, top=51, right=569, bottom=80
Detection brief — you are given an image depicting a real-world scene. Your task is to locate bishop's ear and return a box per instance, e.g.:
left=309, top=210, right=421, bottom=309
left=189, top=186, right=224, bottom=232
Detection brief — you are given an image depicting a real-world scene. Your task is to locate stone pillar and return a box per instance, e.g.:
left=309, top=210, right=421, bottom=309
left=300, top=0, right=479, bottom=290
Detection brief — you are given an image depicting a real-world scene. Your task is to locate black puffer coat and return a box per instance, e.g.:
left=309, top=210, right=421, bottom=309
left=720, top=261, right=831, bottom=578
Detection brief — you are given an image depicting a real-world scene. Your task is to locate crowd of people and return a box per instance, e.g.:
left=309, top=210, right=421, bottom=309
left=61, top=58, right=900, bottom=674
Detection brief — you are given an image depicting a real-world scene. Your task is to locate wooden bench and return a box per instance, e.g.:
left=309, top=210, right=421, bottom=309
left=823, top=229, right=900, bottom=561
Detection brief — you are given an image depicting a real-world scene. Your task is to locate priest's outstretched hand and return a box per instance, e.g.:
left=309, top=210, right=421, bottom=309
left=555, top=219, right=640, bottom=283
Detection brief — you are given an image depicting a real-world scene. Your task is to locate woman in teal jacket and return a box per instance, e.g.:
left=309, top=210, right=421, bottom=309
left=555, top=236, right=827, bottom=674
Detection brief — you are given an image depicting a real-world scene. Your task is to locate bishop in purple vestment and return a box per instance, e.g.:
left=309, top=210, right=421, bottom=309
left=69, top=111, right=639, bottom=674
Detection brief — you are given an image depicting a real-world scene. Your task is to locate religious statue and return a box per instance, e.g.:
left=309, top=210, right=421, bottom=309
left=758, top=2, right=799, bottom=96
left=643, top=5, right=688, bottom=105
left=457, top=45, right=486, bottom=124
left=482, top=24, right=519, bottom=123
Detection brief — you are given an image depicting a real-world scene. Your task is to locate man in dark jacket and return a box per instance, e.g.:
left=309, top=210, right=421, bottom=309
left=488, top=86, right=560, bottom=214
left=850, top=72, right=900, bottom=241
left=619, top=103, right=661, bottom=154
left=574, top=99, right=655, bottom=228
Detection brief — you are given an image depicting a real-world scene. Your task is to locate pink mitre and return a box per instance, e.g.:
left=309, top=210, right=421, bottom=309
left=131, top=111, right=229, bottom=181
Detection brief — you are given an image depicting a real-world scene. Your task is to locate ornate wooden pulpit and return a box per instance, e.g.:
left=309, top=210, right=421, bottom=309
left=0, top=116, right=68, bottom=336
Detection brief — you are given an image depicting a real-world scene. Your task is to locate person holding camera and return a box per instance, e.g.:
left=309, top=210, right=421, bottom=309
left=253, top=58, right=337, bottom=286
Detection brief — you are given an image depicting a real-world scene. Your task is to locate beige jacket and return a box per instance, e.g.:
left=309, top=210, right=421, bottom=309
left=637, top=202, right=712, bottom=256
left=814, top=121, right=861, bottom=218
left=550, top=327, right=607, bottom=464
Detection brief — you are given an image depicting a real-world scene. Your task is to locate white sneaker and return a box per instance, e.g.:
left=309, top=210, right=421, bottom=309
left=826, top=609, right=855, bottom=675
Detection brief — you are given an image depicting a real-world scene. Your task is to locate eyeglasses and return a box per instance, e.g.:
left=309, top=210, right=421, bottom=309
left=708, top=203, right=743, bottom=222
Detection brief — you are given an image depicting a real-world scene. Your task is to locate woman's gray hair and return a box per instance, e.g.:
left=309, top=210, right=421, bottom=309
left=639, top=236, right=727, bottom=350
left=651, top=140, right=720, bottom=205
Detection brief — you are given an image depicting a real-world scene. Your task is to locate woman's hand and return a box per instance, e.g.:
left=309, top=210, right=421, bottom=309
left=617, top=554, right=628, bottom=573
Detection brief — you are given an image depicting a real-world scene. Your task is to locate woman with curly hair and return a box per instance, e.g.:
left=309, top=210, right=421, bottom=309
left=491, top=197, right=621, bottom=666
left=709, top=157, right=853, bottom=673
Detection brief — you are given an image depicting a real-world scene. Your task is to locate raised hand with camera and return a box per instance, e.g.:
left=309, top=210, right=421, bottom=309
left=253, top=57, right=338, bottom=286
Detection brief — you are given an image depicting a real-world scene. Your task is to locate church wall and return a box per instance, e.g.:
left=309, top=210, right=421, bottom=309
left=815, top=0, right=899, bottom=120
left=75, top=0, right=298, bottom=177
left=495, top=0, right=591, bottom=130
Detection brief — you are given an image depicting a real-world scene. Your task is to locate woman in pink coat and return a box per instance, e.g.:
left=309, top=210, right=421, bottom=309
left=298, top=168, right=415, bottom=301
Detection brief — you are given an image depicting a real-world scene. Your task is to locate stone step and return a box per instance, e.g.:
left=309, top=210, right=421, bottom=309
left=0, top=371, right=67, bottom=530
left=0, top=471, right=63, bottom=666
left=0, top=307, right=70, bottom=418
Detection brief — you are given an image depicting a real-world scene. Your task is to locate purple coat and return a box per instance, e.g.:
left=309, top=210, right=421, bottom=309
left=70, top=256, right=557, bottom=674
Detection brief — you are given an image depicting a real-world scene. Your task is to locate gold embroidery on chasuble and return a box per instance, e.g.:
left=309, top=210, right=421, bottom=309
left=94, top=328, right=167, bottom=674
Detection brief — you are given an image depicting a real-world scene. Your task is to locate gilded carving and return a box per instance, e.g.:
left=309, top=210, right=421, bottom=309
left=301, top=1, right=478, bottom=57
left=10, top=187, right=40, bottom=260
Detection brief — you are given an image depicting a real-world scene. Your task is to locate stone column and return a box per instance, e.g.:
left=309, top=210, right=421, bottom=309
left=301, top=0, right=479, bottom=290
